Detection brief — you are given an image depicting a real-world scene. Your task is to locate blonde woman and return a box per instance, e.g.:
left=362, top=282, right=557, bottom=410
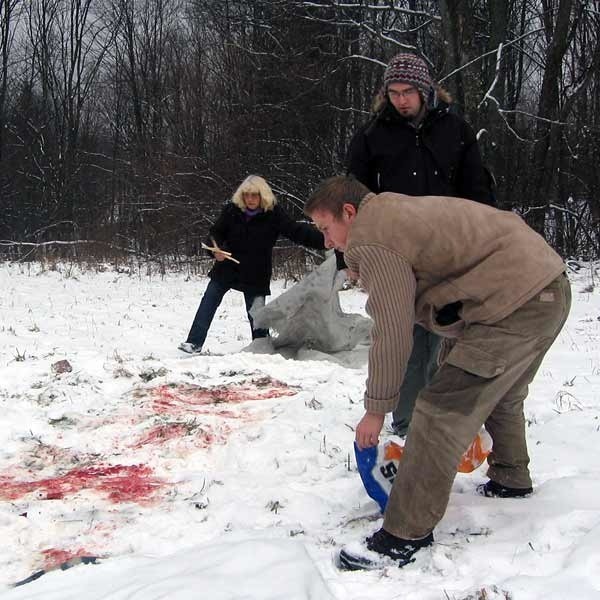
left=179, top=175, right=325, bottom=354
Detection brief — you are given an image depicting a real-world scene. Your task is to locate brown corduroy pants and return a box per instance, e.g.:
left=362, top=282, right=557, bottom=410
left=383, top=273, right=572, bottom=539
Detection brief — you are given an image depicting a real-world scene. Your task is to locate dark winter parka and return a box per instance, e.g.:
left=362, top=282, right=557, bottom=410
left=347, top=100, right=495, bottom=205
left=207, top=203, right=324, bottom=296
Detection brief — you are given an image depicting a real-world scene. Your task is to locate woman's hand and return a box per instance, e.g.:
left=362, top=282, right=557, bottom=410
left=355, top=411, right=385, bottom=449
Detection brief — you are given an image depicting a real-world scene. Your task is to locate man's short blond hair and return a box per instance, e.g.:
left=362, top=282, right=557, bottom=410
left=304, top=175, right=370, bottom=219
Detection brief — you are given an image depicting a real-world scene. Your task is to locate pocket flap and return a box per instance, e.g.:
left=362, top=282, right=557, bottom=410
left=446, top=343, right=506, bottom=379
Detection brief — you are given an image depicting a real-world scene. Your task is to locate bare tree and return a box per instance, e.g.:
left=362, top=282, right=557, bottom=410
left=0, top=0, right=20, bottom=162
left=18, top=0, right=116, bottom=238
left=1, top=0, right=599, bottom=261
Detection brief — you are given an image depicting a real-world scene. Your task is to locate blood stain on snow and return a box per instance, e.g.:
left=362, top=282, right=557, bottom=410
left=41, top=548, right=96, bottom=571
left=148, top=377, right=298, bottom=416
left=0, top=464, right=164, bottom=504
left=133, top=422, right=229, bottom=449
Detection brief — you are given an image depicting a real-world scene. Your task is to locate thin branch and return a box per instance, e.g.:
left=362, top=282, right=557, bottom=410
left=0, top=239, right=153, bottom=259
left=478, top=42, right=503, bottom=110
left=439, top=27, right=544, bottom=83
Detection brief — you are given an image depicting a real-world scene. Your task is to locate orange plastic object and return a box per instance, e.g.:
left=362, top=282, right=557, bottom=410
left=386, top=428, right=492, bottom=473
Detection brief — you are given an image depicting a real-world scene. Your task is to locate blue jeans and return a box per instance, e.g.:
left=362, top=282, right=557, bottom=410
left=185, top=279, right=269, bottom=348
left=392, top=325, right=441, bottom=436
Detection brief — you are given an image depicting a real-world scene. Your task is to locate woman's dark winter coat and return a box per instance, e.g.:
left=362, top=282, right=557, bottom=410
left=347, top=101, right=495, bottom=205
left=207, top=203, right=324, bottom=296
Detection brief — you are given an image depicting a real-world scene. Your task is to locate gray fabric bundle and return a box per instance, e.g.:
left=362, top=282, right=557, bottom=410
left=246, top=254, right=371, bottom=355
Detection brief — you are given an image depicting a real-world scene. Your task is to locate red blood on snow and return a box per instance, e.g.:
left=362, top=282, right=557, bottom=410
left=134, top=423, right=190, bottom=447
left=41, top=548, right=92, bottom=570
left=133, top=422, right=229, bottom=449
left=0, top=464, right=163, bottom=504
left=150, top=378, right=297, bottom=416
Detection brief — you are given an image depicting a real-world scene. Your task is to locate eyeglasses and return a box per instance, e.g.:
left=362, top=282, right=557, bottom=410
left=388, top=87, right=418, bottom=100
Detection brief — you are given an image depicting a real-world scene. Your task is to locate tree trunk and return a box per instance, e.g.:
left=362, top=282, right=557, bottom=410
left=528, top=0, right=573, bottom=234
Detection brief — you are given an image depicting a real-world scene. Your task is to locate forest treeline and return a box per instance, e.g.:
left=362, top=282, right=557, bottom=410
left=0, top=0, right=599, bottom=266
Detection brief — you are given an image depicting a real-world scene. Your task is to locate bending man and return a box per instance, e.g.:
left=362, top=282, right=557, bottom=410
left=304, top=175, right=570, bottom=570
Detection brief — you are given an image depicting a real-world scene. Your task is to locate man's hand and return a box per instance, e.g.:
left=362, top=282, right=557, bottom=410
left=346, top=268, right=359, bottom=282
left=355, top=411, right=385, bottom=449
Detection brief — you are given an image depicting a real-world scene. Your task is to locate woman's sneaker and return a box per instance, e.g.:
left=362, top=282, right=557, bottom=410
left=477, top=480, right=533, bottom=498
left=178, top=342, right=202, bottom=354
left=337, top=528, right=433, bottom=571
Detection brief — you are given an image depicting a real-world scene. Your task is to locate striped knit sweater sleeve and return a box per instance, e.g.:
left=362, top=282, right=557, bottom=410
left=347, top=245, right=416, bottom=415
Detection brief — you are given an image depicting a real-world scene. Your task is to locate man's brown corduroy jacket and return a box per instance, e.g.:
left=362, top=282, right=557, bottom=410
left=344, top=192, right=565, bottom=415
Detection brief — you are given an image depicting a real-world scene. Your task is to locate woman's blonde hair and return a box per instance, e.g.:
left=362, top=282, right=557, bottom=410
left=231, top=175, right=277, bottom=211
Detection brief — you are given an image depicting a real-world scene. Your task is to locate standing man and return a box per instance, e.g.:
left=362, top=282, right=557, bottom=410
left=305, top=176, right=570, bottom=570
left=347, top=53, right=495, bottom=437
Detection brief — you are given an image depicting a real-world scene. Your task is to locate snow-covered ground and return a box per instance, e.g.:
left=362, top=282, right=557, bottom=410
left=0, top=260, right=599, bottom=599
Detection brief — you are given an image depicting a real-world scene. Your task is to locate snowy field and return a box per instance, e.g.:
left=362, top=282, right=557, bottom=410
left=0, top=260, right=599, bottom=600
